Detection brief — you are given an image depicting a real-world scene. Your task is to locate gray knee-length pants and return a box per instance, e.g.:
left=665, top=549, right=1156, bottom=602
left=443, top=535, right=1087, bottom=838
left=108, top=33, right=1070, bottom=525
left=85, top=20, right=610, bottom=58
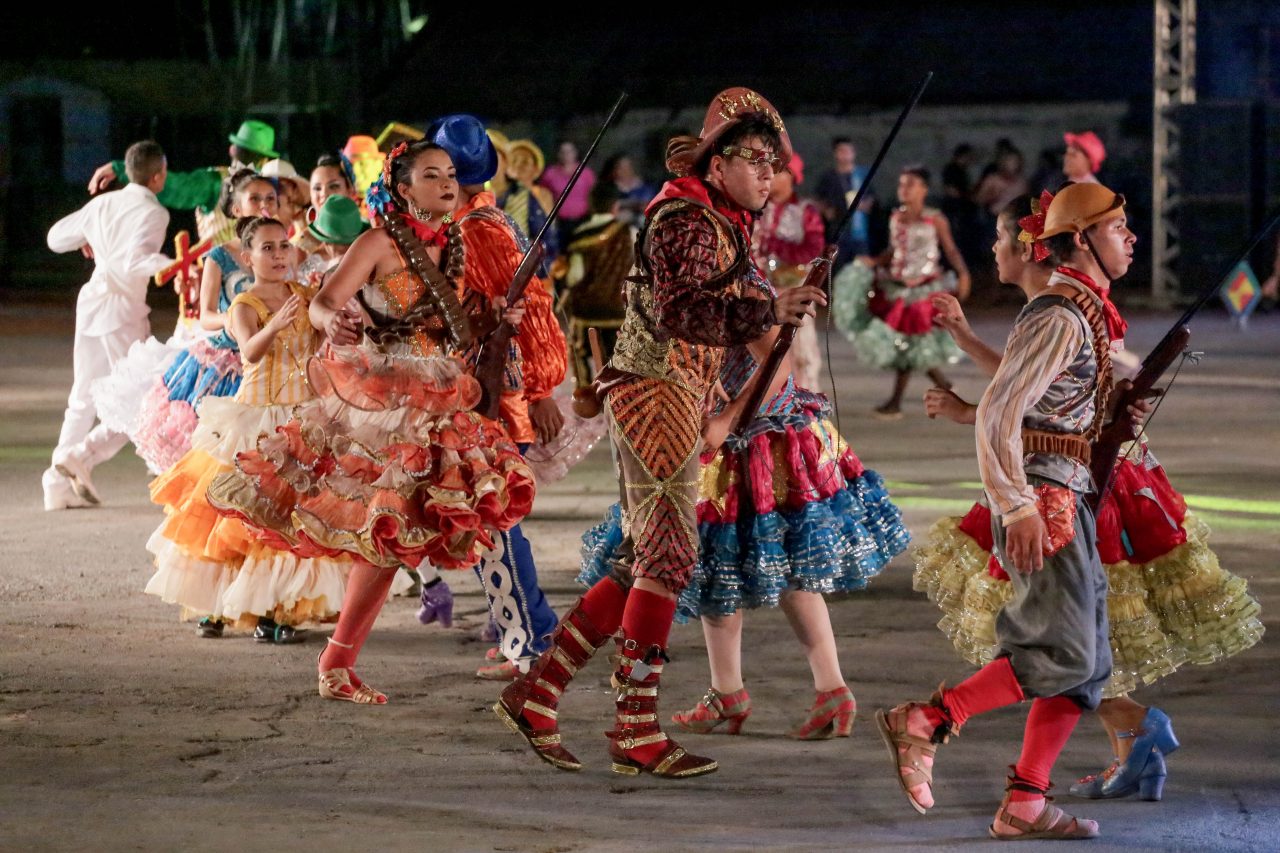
left=991, top=480, right=1112, bottom=710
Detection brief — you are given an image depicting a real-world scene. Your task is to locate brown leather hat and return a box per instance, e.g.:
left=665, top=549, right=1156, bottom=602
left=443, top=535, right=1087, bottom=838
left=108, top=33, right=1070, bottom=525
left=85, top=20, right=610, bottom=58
left=665, top=87, right=792, bottom=177
left=1040, top=181, right=1126, bottom=239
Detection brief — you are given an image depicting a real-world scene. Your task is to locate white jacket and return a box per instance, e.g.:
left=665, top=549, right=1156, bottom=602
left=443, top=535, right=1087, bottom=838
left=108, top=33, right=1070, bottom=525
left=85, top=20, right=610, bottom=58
left=47, top=183, right=171, bottom=336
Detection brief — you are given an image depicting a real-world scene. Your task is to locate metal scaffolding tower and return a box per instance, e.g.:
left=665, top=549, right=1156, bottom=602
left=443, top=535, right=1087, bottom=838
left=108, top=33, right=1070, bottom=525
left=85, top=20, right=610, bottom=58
left=1152, top=0, right=1197, bottom=306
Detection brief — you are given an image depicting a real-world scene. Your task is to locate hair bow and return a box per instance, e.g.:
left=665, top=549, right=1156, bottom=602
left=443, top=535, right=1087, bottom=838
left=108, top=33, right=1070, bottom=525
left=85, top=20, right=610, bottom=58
left=1017, top=190, right=1055, bottom=262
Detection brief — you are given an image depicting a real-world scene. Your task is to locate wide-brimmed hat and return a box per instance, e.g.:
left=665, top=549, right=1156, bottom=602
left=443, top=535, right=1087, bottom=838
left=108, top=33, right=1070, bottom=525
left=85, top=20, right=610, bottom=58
left=506, top=139, right=546, bottom=178
left=1039, top=181, right=1125, bottom=239
left=375, top=122, right=425, bottom=153
left=1064, top=131, right=1107, bottom=173
left=228, top=120, right=279, bottom=159
left=665, top=87, right=792, bottom=177
left=428, top=114, right=498, bottom=185
left=307, top=195, right=368, bottom=244
left=260, top=159, right=308, bottom=194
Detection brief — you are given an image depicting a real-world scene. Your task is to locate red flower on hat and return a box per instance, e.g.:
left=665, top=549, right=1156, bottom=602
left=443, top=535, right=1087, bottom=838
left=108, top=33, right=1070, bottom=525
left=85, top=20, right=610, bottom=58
left=1017, top=190, right=1056, bottom=262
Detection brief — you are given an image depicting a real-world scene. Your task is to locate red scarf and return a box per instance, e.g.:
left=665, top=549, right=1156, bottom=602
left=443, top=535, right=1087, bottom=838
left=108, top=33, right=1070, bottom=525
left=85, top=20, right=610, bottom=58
left=399, top=212, right=449, bottom=248
left=1055, top=265, right=1127, bottom=346
left=646, top=177, right=754, bottom=244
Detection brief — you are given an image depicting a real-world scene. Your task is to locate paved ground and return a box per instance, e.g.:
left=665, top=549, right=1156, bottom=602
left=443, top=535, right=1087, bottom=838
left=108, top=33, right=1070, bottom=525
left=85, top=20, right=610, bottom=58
left=1, top=298, right=1277, bottom=852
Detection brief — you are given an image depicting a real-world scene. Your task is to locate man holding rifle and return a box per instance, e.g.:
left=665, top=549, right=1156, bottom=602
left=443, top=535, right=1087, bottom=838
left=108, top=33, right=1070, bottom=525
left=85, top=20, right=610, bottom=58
left=496, top=88, right=824, bottom=778
left=878, top=182, right=1144, bottom=840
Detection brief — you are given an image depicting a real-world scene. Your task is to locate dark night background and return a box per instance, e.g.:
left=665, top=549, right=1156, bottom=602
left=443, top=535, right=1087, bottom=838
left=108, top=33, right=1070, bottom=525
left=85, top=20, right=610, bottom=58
left=3, top=1, right=1279, bottom=298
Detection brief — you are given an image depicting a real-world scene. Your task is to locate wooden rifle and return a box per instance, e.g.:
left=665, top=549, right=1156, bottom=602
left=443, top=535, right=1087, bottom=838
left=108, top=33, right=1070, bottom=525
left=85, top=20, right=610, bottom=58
left=475, top=92, right=628, bottom=419
left=1088, top=208, right=1280, bottom=508
left=728, top=72, right=933, bottom=434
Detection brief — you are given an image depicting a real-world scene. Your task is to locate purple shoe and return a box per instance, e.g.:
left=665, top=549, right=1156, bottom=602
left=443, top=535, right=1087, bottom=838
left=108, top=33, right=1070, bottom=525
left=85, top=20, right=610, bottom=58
left=416, top=578, right=454, bottom=627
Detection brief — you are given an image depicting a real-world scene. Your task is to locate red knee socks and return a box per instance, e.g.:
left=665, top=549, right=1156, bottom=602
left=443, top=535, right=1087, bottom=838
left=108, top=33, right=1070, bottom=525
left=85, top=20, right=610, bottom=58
left=939, top=657, right=1025, bottom=729
left=579, top=576, right=630, bottom=635
left=619, top=586, right=676, bottom=653
left=1011, top=695, right=1083, bottom=799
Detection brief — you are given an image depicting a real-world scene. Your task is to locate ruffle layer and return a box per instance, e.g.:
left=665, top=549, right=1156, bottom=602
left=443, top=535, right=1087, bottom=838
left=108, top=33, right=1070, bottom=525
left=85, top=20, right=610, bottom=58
left=208, top=347, right=535, bottom=571
left=913, top=510, right=1264, bottom=699
left=831, top=259, right=961, bottom=371
left=577, top=470, right=909, bottom=622
left=145, top=533, right=350, bottom=626
left=90, top=335, right=185, bottom=438
left=134, top=341, right=244, bottom=474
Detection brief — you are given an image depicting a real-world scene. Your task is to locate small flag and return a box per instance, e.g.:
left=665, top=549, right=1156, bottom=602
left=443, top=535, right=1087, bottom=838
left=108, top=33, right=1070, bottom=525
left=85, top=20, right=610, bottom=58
left=1220, top=260, right=1262, bottom=324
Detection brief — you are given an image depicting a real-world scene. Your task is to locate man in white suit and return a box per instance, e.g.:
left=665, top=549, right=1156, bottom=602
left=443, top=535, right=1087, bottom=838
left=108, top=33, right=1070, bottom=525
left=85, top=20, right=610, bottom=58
left=43, top=140, right=172, bottom=510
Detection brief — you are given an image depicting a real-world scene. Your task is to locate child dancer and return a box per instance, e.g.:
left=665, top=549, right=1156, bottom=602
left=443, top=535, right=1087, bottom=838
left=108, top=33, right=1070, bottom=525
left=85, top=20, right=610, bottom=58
left=913, top=191, right=1264, bottom=803
left=578, top=300, right=909, bottom=739
left=832, top=165, right=970, bottom=418
left=145, top=217, right=352, bottom=642
left=133, top=170, right=279, bottom=473
left=877, top=181, right=1144, bottom=840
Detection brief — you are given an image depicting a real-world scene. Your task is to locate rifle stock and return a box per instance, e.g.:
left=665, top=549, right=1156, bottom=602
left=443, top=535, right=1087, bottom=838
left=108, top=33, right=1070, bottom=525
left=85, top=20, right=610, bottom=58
left=729, top=246, right=837, bottom=435
left=1088, top=324, right=1190, bottom=509
left=475, top=243, right=545, bottom=420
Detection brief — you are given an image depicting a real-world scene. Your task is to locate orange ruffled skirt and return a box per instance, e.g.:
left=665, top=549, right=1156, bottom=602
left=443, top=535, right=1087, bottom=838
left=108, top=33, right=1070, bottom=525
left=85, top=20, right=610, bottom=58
left=208, top=346, right=536, bottom=571
left=145, top=397, right=359, bottom=627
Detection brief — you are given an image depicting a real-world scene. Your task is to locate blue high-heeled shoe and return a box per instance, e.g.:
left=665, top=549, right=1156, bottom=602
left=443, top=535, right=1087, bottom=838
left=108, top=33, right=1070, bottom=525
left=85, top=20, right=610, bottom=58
left=1070, top=707, right=1178, bottom=801
left=1070, top=750, right=1167, bottom=800
left=1127, top=707, right=1180, bottom=758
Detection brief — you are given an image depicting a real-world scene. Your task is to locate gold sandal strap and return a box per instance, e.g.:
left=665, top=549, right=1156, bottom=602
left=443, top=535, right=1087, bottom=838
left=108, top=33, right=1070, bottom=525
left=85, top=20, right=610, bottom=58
left=534, top=678, right=562, bottom=698
left=529, top=733, right=562, bottom=747
left=651, top=747, right=686, bottom=776
left=523, top=700, right=557, bottom=720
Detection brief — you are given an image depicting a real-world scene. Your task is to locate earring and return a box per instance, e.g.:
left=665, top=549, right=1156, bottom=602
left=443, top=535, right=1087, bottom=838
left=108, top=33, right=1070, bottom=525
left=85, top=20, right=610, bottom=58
left=410, top=202, right=433, bottom=223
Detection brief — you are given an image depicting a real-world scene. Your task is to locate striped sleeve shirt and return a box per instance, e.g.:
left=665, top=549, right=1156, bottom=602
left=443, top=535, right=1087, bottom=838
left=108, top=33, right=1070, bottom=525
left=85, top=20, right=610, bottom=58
left=975, top=304, right=1086, bottom=526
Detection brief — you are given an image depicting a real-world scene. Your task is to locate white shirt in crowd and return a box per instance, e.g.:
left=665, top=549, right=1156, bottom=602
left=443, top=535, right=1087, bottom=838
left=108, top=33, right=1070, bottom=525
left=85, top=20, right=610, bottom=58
left=46, top=183, right=172, bottom=336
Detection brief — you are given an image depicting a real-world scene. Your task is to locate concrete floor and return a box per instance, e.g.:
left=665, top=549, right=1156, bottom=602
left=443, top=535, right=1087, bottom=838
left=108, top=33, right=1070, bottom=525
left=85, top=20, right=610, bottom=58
left=1, top=299, right=1277, bottom=852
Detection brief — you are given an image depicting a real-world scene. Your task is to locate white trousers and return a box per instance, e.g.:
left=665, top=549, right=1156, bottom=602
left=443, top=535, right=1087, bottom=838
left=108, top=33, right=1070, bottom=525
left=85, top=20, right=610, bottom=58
left=53, top=319, right=148, bottom=470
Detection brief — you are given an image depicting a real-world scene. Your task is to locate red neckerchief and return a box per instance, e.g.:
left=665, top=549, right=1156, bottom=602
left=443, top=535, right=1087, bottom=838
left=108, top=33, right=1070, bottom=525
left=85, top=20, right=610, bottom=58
left=399, top=212, right=449, bottom=248
left=646, top=176, right=755, bottom=244
left=1055, top=265, right=1127, bottom=346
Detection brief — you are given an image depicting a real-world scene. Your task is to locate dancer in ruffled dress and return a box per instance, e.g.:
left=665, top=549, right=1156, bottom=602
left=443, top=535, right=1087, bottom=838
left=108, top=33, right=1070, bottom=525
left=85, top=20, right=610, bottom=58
left=578, top=294, right=909, bottom=741
left=912, top=189, right=1264, bottom=803
left=145, top=216, right=351, bottom=643
left=208, top=141, right=535, bottom=703
left=132, top=170, right=279, bottom=473
left=832, top=165, right=970, bottom=418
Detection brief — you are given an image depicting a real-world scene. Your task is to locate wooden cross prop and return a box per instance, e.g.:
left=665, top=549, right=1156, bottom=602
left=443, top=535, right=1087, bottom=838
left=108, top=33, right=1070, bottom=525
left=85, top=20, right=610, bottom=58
left=153, top=231, right=213, bottom=319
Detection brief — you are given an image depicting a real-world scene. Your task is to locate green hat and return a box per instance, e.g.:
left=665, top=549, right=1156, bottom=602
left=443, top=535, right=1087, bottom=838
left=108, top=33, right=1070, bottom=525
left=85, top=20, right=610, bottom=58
left=308, top=195, right=368, bottom=244
left=228, top=120, right=279, bottom=159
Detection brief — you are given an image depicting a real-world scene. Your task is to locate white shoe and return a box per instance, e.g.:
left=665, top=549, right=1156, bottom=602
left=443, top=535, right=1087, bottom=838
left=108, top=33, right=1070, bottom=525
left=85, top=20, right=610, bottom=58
left=42, top=469, right=91, bottom=511
left=53, top=454, right=101, bottom=504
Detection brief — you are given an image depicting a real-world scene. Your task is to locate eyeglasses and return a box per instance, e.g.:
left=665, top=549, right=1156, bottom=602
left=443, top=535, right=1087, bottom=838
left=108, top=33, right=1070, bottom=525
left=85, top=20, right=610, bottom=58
left=721, top=145, right=781, bottom=175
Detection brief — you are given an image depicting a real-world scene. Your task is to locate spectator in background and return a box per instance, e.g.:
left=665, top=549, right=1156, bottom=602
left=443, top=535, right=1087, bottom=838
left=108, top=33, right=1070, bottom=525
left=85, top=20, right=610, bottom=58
left=1063, top=130, right=1106, bottom=185
left=1030, top=146, right=1063, bottom=195
left=973, top=143, right=1028, bottom=218
left=601, top=153, right=654, bottom=227
left=551, top=182, right=633, bottom=389
left=815, top=136, right=874, bottom=268
left=941, top=144, right=982, bottom=270
left=539, top=140, right=596, bottom=235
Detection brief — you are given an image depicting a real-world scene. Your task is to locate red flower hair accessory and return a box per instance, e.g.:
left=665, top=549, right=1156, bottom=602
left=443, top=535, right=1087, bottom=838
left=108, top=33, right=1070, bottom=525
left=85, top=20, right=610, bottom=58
left=383, top=141, right=409, bottom=188
left=1017, top=190, right=1055, bottom=262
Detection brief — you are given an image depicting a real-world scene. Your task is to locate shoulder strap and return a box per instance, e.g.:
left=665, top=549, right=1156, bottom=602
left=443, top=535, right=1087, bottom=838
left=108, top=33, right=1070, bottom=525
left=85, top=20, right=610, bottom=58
left=228, top=291, right=271, bottom=326
left=1040, top=280, right=1113, bottom=441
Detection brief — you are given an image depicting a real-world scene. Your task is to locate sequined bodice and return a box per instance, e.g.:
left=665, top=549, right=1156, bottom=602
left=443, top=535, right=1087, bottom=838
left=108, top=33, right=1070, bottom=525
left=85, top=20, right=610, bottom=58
left=888, top=209, right=941, bottom=283
left=359, top=266, right=446, bottom=357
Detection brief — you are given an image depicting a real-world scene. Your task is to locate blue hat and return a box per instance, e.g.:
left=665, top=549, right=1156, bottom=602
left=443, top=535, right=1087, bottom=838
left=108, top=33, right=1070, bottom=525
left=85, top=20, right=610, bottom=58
left=428, top=114, right=498, bottom=185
